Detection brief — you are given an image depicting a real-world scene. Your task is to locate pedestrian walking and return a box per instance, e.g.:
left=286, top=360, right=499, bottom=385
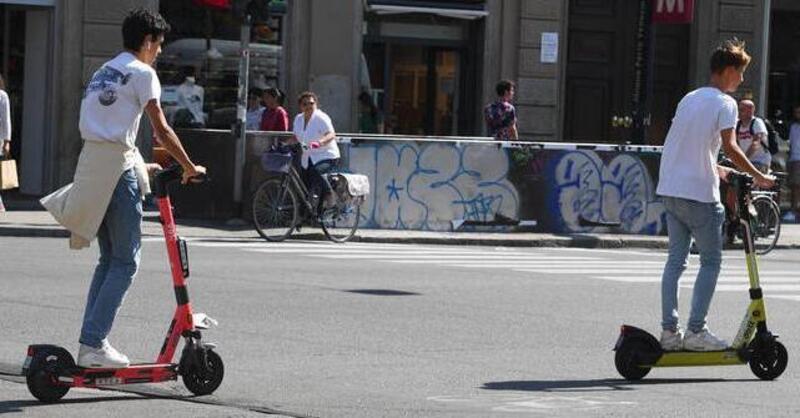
left=655, top=39, right=774, bottom=352
left=259, top=87, right=289, bottom=131
left=0, top=74, right=11, bottom=212
left=40, top=8, right=206, bottom=369
left=484, top=80, right=518, bottom=141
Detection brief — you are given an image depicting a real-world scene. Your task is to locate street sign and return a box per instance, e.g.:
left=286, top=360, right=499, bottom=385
left=652, top=0, right=694, bottom=24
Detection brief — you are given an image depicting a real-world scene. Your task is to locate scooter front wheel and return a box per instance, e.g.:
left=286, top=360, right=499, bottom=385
left=614, top=338, right=653, bottom=380
left=182, top=349, right=224, bottom=396
left=749, top=340, right=788, bottom=380
left=26, top=348, right=74, bottom=403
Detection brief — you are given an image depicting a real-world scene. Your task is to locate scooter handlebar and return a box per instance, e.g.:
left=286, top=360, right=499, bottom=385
left=153, top=164, right=210, bottom=198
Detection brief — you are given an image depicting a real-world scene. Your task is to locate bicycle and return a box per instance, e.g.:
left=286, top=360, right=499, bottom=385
left=252, top=143, right=366, bottom=243
left=723, top=173, right=784, bottom=255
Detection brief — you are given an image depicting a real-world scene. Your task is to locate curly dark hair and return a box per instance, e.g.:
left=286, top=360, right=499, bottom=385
left=122, top=8, right=170, bottom=52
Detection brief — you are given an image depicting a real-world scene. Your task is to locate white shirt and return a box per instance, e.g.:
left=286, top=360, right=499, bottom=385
left=176, top=79, right=204, bottom=125
left=0, top=89, right=10, bottom=144
left=656, top=87, right=738, bottom=203
left=737, top=117, right=771, bottom=166
left=292, top=109, right=339, bottom=168
left=246, top=105, right=265, bottom=131
left=788, top=122, right=800, bottom=162
left=79, top=52, right=160, bottom=152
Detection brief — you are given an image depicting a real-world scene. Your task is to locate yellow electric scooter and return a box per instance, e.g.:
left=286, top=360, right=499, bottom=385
left=614, top=171, right=788, bottom=380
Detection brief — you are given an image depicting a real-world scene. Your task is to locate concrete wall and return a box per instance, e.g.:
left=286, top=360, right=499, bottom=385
left=171, top=131, right=665, bottom=235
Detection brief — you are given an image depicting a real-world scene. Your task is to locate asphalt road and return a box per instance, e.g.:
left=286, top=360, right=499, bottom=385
left=2, top=236, right=800, bottom=417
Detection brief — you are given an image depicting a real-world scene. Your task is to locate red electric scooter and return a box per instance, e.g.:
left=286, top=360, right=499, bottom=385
left=23, top=165, right=224, bottom=402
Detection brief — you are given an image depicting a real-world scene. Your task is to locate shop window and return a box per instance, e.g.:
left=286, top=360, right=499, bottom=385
left=158, top=0, right=284, bottom=129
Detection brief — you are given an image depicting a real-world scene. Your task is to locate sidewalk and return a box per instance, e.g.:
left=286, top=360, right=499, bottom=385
left=4, top=205, right=800, bottom=250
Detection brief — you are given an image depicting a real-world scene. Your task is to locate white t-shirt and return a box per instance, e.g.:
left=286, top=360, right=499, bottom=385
left=292, top=109, right=340, bottom=168
left=736, top=117, right=771, bottom=166
left=788, top=122, right=800, bottom=162
left=0, top=90, right=10, bottom=144
left=656, top=87, right=738, bottom=203
left=79, top=52, right=160, bottom=150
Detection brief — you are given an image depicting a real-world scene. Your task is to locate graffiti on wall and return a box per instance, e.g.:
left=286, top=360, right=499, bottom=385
left=547, top=150, right=665, bottom=234
left=345, top=142, right=520, bottom=231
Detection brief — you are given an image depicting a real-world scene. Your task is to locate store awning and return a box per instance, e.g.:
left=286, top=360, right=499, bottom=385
left=366, top=0, right=487, bottom=20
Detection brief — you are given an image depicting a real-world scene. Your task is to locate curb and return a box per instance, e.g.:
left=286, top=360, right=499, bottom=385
left=0, top=225, right=670, bottom=249
left=3, top=225, right=798, bottom=251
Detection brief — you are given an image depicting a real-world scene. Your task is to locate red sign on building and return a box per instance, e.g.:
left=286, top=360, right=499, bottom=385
left=193, top=0, right=231, bottom=10
left=652, top=0, right=694, bottom=24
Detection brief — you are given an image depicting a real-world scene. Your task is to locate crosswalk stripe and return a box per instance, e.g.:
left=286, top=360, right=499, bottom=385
left=193, top=241, right=463, bottom=250
left=512, top=268, right=794, bottom=275
left=712, top=284, right=800, bottom=292
left=244, top=248, right=540, bottom=256
left=393, top=260, right=664, bottom=267
left=592, top=276, right=800, bottom=283
left=771, top=295, right=800, bottom=302
left=307, top=254, right=603, bottom=260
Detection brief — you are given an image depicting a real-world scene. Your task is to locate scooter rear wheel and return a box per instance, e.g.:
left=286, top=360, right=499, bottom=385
left=615, top=338, right=652, bottom=380
left=749, top=340, right=788, bottom=380
left=26, top=348, right=74, bottom=403
left=182, top=349, right=224, bottom=396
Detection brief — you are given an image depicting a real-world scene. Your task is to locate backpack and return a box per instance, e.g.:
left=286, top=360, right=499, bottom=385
left=736, top=117, right=781, bottom=155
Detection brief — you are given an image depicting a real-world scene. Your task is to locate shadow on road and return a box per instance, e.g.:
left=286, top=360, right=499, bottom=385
left=343, top=289, right=421, bottom=296
left=0, top=395, right=144, bottom=413
left=481, top=377, right=756, bottom=392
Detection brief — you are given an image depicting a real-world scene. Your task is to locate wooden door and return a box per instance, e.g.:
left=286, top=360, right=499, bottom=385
left=564, top=0, right=689, bottom=144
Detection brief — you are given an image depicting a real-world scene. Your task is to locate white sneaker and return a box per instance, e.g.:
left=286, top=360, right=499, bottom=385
left=683, top=328, right=729, bottom=351
left=660, top=328, right=684, bottom=351
left=77, top=342, right=130, bottom=368
left=100, top=340, right=130, bottom=364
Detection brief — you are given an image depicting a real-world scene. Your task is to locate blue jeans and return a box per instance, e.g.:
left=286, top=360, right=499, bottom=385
left=304, top=158, right=339, bottom=200
left=661, top=196, right=725, bottom=333
left=79, top=169, right=142, bottom=348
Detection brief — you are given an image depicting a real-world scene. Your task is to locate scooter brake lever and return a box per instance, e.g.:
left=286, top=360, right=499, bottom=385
left=193, top=313, right=219, bottom=330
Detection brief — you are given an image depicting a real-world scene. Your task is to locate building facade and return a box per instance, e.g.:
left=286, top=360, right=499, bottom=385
left=3, top=0, right=798, bottom=195
left=283, top=0, right=774, bottom=144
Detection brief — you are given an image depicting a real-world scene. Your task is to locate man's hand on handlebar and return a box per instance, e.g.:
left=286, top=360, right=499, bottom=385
left=181, top=164, right=207, bottom=184
left=754, top=173, right=776, bottom=190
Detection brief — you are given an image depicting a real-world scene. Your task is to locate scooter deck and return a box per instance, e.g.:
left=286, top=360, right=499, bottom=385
left=62, top=363, right=179, bottom=387
left=651, top=349, right=745, bottom=367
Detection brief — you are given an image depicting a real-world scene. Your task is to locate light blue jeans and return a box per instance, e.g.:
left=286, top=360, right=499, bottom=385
left=79, top=169, right=142, bottom=348
left=661, top=196, right=725, bottom=333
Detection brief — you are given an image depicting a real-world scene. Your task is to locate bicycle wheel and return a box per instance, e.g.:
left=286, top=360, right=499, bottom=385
left=252, top=179, right=298, bottom=242
left=751, top=196, right=781, bottom=255
left=320, top=199, right=361, bottom=243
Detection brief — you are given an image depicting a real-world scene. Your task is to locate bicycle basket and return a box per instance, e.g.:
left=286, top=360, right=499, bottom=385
left=261, top=147, right=293, bottom=174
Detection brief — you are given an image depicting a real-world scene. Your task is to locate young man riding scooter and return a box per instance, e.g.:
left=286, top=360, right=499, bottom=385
left=41, top=8, right=205, bottom=368
left=656, top=39, right=775, bottom=352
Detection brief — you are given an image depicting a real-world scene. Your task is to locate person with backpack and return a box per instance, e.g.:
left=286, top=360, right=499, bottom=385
left=736, top=99, right=771, bottom=173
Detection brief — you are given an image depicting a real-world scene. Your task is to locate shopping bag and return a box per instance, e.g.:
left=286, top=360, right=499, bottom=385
left=0, top=158, right=19, bottom=190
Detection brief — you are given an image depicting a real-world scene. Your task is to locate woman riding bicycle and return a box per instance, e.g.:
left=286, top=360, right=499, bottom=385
left=286, top=91, right=339, bottom=209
